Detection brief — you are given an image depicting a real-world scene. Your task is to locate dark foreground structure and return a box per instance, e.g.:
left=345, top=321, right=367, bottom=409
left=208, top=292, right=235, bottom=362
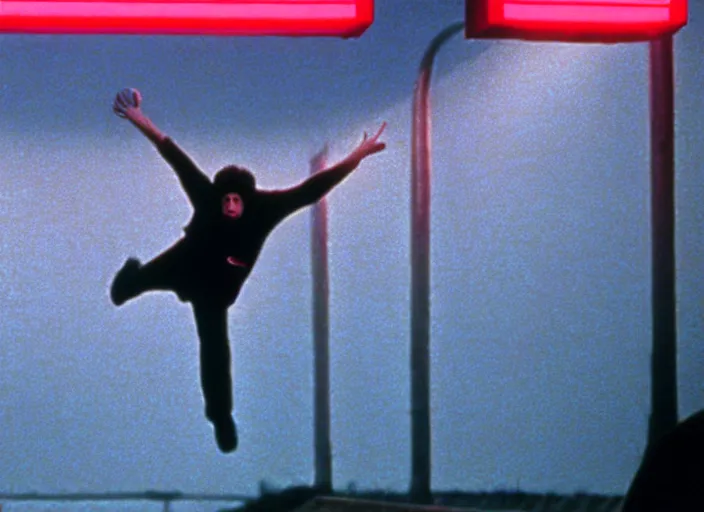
left=622, top=409, right=704, bottom=512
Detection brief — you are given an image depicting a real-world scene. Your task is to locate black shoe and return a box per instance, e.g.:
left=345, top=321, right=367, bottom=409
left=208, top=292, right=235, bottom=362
left=213, top=415, right=238, bottom=453
left=110, top=258, right=141, bottom=306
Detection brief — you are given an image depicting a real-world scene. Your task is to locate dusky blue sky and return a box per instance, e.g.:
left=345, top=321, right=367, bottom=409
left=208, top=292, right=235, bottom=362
left=1, top=0, right=703, bottom=500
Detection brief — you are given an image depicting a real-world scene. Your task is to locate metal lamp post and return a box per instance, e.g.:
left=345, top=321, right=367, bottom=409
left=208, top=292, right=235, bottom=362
left=310, top=145, right=333, bottom=493
left=647, top=35, right=679, bottom=446
left=409, top=13, right=682, bottom=503
left=409, top=21, right=465, bottom=503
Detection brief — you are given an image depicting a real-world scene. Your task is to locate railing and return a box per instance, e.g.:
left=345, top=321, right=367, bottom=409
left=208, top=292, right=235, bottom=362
left=0, top=490, right=627, bottom=512
left=0, top=491, right=255, bottom=512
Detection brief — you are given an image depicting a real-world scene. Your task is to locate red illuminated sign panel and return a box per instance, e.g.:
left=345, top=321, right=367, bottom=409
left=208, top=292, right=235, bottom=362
left=466, top=0, right=688, bottom=43
left=0, top=0, right=374, bottom=37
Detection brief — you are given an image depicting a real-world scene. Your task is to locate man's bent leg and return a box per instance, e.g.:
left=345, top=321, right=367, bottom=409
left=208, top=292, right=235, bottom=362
left=192, top=302, right=237, bottom=453
left=110, top=239, right=192, bottom=306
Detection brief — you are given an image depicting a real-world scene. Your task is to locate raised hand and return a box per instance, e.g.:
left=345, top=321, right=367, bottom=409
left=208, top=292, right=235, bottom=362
left=111, top=88, right=165, bottom=145
left=352, top=122, right=387, bottom=160
left=113, top=88, right=143, bottom=119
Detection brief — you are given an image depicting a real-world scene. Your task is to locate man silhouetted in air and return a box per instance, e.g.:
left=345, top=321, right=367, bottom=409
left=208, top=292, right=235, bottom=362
left=109, top=88, right=386, bottom=453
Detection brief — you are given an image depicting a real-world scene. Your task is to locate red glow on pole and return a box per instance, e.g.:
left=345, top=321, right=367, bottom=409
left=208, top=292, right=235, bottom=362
left=0, top=0, right=374, bottom=37
left=466, top=0, right=687, bottom=43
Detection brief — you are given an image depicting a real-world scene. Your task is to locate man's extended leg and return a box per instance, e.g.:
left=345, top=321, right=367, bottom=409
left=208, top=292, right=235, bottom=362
left=110, top=239, right=192, bottom=306
left=192, top=301, right=238, bottom=453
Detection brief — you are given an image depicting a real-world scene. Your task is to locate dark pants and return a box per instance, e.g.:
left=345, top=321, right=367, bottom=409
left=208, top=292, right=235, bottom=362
left=192, top=304, right=233, bottom=423
left=120, top=238, right=246, bottom=423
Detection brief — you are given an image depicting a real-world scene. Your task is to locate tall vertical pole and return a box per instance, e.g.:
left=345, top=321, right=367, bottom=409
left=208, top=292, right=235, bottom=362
left=647, top=35, right=678, bottom=447
left=410, top=21, right=464, bottom=504
left=311, top=145, right=333, bottom=492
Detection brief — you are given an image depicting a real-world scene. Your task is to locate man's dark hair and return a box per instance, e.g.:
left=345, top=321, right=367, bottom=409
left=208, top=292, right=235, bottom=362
left=213, top=165, right=256, bottom=197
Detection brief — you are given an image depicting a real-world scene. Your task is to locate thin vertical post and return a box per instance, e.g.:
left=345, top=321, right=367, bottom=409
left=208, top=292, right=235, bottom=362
left=410, top=21, right=464, bottom=503
left=311, top=145, right=333, bottom=492
left=647, top=35, right=678, bottom=447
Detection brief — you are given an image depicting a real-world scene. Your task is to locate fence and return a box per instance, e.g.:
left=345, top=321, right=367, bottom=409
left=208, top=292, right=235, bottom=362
left=0, top=491, right=255, bottom=512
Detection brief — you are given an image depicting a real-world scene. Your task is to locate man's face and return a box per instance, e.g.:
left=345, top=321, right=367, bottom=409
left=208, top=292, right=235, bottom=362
left=222, top=193, right=244, bottom=219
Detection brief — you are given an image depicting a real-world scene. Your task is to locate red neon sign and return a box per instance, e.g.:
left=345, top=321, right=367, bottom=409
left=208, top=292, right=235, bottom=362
left=0, top=0, right=374, bottom=37
left=466, top=0, right=688, bottom=43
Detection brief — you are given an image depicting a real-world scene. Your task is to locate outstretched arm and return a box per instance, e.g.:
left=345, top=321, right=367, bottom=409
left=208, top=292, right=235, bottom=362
left=265, top=123, right=387, bottom=216
left=113, top=88, right=165, bottom=144
left=113, top=88, right=211, bottom=208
